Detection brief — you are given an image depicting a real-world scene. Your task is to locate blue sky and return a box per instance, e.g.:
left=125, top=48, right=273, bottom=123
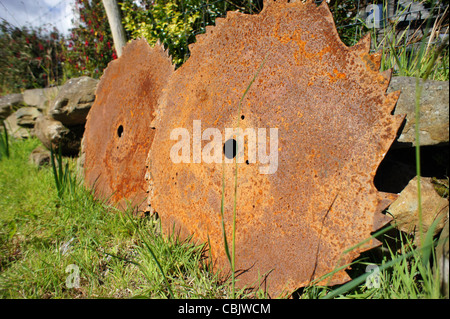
left=0, top=0, right=75, bottom=35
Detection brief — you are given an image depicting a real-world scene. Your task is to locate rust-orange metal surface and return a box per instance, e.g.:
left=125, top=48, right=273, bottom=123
left=145, top=0, right=404, bottom=296
left=83, top=39, right=174, bottom=211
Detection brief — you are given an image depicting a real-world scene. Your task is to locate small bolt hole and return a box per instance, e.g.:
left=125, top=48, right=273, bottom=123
left=117, top=125, right=124, bottom=138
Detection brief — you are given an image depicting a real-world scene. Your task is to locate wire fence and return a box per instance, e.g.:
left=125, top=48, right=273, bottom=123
left=2, top=0, right=448, bottom=47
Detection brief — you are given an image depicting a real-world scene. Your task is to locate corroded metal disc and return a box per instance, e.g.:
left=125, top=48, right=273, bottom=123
left=83, top=39, right=174, bottom=211
left=146, top=0, right=404, bottom=296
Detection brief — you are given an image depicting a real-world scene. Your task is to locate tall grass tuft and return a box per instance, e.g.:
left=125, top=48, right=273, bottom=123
left=320, top=215, right=445, bottom=299
left=50, top=145, right=77, bottom=199
left=365, top=0, right=449, bottom=81
left=0, top=121, right=9, bottom=160
left=123, top=212, right=176, bottom=299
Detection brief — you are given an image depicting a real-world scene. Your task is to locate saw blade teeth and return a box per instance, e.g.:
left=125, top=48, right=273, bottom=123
left=353, top=33, right=372, bottom=53
left=367, top=237, right=384, bottom=251
left=383, top=90, right=401, bottom=114
left=377, top=69, right=393, bottom=91
left=227, top=10, right=244, bottom=19
left=318, top=0, right=329, bottom=7
left=373, top=191, right=396, bottom=230
left=190, top=19, right=227, bottom=55
left=205, top=25, right=215, bottom=35
left=380, top=69, right=393, bottom=82
left=373, top=210, right=394, bottom=230
left=393, top=113, right=407, bottom=132
left=215, top=17, right=226, bottom=27
left=371, top=52, right=382, bottom=70
left=152, top=39, right=173, bottom=64
left=155, top=38, right=163, bottom=50
left=188, top=42, right=197, bottom=54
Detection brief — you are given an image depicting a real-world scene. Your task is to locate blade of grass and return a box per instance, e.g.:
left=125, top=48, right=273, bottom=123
left=229, top=51, right=270, bottom=298
left=58, top=146, right=64, bottom=190
left=50, top=145, right=61, bottom=198
left=421, top=213, right=446, bottom=267
left=219, top=51, right=270, bottom=297
left=413, top=19, right=448, bottom=249
left=220, top=160, right=232, bottom=266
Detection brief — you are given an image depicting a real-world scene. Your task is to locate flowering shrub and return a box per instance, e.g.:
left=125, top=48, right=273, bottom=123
left=62, top=0, right=117, bottom=79
left=0, top=20, right=64, bottom=95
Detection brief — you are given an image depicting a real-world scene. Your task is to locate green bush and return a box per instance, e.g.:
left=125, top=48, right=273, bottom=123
left=120, top=0, right=263, bottom=67
left=0, top=20, right=64, bottom=95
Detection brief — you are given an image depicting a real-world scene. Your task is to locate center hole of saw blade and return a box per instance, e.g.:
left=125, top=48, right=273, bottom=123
left=223, top=138, right=237, bottom=159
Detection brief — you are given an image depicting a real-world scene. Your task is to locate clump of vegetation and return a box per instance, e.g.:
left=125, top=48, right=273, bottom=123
left=365, top=0, right=449, bottom=80
left=0, top=20, right=64, bottom=95
left=120, top=0, right=264, bottom=66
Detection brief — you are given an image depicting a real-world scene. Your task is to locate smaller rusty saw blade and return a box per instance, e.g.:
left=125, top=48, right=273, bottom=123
left=83, top=39, right=174, bottom=211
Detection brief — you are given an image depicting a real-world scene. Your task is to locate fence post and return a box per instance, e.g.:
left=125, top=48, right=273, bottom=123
left=102, top=0, right=127, bottom=57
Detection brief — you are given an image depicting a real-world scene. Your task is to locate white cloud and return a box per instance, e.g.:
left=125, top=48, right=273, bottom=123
left=0, top=0, right=75, bottom=35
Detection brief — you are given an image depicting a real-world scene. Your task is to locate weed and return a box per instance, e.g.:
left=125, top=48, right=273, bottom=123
left=0, top=121, right=9, bottom=160
left=359, top=0, right=449, bottom=80
left=50, top=145, right=77, bottom=199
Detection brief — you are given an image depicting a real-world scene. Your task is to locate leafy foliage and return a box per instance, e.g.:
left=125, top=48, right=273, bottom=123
left=0, top=20, right=64, bottom=95
left=120, top=0, right=263, bottom=66
left=63, top=0, right=118, bottom=79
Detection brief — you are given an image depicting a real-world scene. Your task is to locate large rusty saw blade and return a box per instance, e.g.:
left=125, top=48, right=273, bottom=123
left=145, top=0, right=405, bottom=296
left=83, top=39, right=174, bottom=211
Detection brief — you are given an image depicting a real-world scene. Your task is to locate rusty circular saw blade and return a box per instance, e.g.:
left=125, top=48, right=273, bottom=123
left=146, top=0, right=405, bottom=296
left=83, top=39, right=174, bottom=211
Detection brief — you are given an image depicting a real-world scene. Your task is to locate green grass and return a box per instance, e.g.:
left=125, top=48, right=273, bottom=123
left=297, top=223, right=445, bottom=299
left=0, top=133, right=445, bottom=299
left=0, top=138, right=228, bottom=298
